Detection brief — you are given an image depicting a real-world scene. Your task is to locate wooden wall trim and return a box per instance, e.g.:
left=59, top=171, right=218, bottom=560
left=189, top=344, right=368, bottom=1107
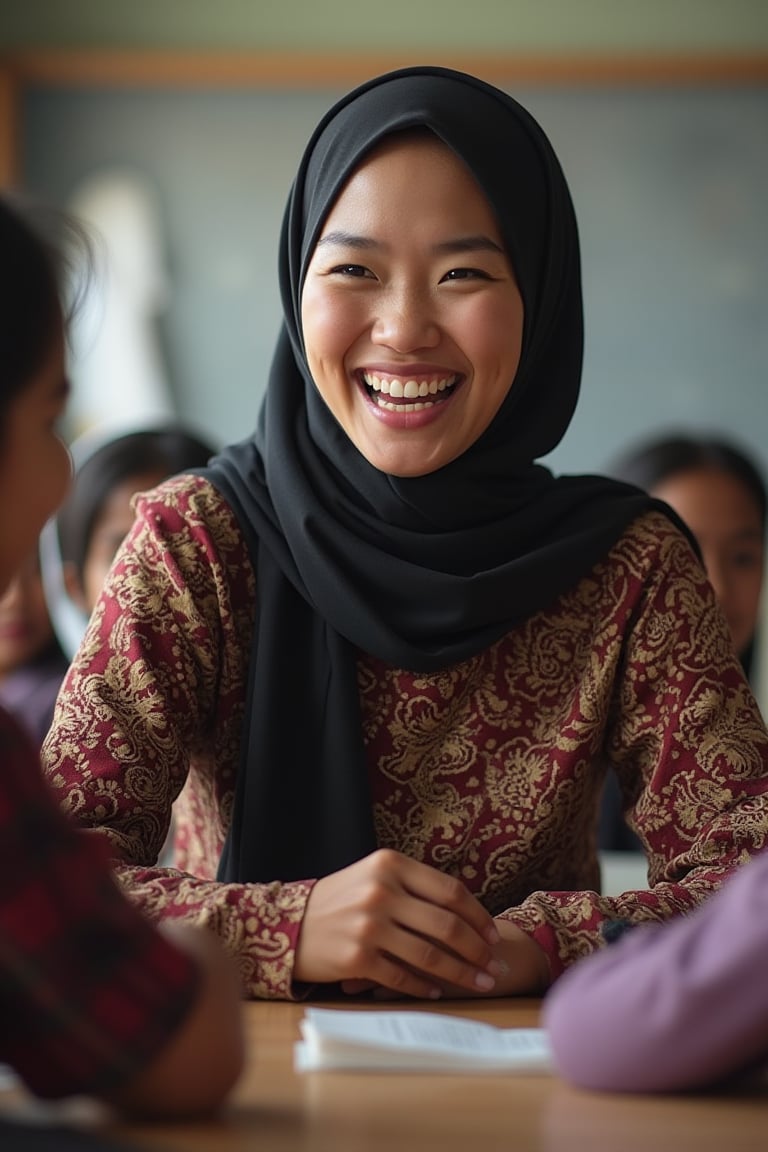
left=4, top=49, right=764, bottom=187
left=0, top=66, right=18, bottom=188
left=4, top=49, right=768, bottom=88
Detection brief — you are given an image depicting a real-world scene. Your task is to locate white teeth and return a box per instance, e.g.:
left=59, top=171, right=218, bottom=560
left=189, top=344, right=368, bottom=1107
left=375, top=398, right=434, bottom=412
left=362, top=372, right=456, bottom=399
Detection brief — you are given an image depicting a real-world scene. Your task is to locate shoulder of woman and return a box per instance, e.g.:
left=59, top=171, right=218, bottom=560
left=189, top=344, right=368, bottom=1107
left=130, top=474, right=256, bottom=609
left=133, top=473, right=244, bottom=544
left=608, top=506, right=702, bottom=574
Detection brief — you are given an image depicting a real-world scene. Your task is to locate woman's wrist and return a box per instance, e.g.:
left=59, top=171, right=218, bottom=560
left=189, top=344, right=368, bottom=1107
left=492, top=920, right=551, bottom=995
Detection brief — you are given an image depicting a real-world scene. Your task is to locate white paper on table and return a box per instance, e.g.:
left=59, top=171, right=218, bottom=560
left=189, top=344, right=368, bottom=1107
left=294, top=1008, right=553, bottom=1073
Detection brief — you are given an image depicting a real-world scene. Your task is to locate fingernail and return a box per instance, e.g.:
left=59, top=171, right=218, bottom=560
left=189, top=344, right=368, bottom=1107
left=475, top=971, right=496, bottom=991
left=485, top=924, right=501, bottom=945
left=487, top=958, right=509, bottom=977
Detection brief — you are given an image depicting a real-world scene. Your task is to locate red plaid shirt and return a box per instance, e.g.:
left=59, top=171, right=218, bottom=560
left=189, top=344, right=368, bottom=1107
left=0, top=705, right=198, bottom=1100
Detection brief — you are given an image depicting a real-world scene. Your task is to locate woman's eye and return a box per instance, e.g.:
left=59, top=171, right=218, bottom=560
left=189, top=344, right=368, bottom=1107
left=441, top=267, right=491, bottom=282
left=330, top=263, right=372, bottom=278
left=732, top=551, right=762, bottom=570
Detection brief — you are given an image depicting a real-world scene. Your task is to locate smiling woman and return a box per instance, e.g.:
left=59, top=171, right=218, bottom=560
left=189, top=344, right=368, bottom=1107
left=40, top=67, right=768, bottom=1005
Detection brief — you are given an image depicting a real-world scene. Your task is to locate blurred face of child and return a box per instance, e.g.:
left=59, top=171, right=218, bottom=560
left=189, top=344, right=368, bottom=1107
left=652, top=466, right=765, bottom=658
left=301, top=133, right=524, bottom=477
left=71, top=468, right=170, bottom=613
left=0, top=331, right=71, bottom=596
left=0, top=550, right=56, bottom=679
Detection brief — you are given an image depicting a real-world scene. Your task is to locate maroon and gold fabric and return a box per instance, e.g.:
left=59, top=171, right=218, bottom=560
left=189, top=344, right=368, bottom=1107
left=42, top=475, right=768, bottom=999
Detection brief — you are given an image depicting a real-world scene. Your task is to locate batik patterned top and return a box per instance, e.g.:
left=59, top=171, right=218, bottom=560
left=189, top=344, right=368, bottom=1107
left=41, top=475, right=768, bottom=1000
left=0, top=705, right=198, bottom=1099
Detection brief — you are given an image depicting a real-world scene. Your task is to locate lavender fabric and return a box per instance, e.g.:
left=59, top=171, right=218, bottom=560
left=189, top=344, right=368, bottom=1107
left=543, top=849, right=768, bottom=1092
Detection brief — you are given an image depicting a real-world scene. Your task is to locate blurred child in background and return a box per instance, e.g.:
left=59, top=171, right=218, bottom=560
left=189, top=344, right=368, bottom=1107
left=599, top=432, right=767, bottom=854
left=550, top=434, right=768, bottom=1091
left=609, top=433, right=765, bottom=677
left=41, top=424, right=216, bottom=865
left=0, top=546, right=68, bottom=746
left=44, top=425, right=214, bottom=659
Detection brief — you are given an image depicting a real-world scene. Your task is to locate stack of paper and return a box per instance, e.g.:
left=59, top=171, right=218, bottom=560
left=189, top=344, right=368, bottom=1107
left=294, top=1007, right=553, bottom=1073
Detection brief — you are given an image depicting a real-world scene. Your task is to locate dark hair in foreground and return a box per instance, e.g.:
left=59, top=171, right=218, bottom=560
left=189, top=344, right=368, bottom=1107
left=57, top=427, right=216, bottom=575
left=0, top=196, right=65, bottom=428
left=610, top=433, right=767, bottom=529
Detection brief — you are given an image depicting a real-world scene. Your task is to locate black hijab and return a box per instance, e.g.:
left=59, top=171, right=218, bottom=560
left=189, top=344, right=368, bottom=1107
left=203, top=66, right=669, bottom=884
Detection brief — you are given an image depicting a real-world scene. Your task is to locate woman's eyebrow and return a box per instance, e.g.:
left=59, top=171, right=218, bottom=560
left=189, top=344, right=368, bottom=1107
left=433, top=235, right=506, bottom=256
left=315, top=231, right=505, bottom=255
left=315, top=231, right=380, bottom=250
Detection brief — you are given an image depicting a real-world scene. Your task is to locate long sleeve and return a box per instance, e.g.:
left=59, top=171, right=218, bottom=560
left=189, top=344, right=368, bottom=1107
left=43, top=486, right=768, bottom=998
left=489, top=512, right=768, bottom=978
left=542, top=849, right=768, bottom=1091
left=42, top=475, right=313, bottom=999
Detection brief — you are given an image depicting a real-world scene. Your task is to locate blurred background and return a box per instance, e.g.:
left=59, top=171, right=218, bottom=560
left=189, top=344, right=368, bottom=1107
left=1, top=0, right=766, bottom=475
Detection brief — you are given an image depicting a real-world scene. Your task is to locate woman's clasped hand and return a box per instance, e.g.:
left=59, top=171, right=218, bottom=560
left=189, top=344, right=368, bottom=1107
left=295, top=849, right=549, bottom=998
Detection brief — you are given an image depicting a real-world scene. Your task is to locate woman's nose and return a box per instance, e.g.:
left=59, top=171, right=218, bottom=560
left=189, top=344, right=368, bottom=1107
left=371, top=287, right=440, bottom=352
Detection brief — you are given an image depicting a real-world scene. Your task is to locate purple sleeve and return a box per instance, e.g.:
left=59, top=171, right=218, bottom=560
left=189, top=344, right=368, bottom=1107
left=542, top=851, right=768, bottom=1092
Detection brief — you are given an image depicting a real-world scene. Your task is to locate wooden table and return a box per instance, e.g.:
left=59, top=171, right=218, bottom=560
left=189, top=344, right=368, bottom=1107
left=2, top=999, right=766, bottom=1151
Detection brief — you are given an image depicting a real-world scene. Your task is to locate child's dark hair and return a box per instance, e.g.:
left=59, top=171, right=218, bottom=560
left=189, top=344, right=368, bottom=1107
left=57, top=427, right=215, bottom=579
left=609, top=433, right=767, bottom=529
left=0, top=196, right=63, bottom=428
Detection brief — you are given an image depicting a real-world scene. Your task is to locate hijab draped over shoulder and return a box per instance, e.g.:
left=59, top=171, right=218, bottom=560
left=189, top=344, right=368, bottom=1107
left=203, top=66, right=665, bottom=883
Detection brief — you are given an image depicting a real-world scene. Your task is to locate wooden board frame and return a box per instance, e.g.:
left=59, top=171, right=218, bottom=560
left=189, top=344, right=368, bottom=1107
left=2, top=48, right=768, bottom=186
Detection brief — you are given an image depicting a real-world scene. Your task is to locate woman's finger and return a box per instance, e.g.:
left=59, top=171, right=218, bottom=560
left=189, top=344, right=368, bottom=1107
left=377, top=850, right=500, bottom=945
left=382, top=923, right=501, bottom=994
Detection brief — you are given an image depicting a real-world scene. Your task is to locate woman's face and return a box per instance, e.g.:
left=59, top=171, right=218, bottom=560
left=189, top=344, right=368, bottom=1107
left=0, top=332, right=70, bottom=594
left=301, top=133, right=524, bottom=477
left=653, top=466, right=765, bottom=658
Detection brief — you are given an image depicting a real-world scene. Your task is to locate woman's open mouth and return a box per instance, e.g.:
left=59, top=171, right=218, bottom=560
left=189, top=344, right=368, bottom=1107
left=360, top=371, right=460, bottom=412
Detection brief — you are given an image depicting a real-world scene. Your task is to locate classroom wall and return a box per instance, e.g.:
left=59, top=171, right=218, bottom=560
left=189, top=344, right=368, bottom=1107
left=2, top=0, right=768, bottom=53
left=3, top=1, right=768, bottom=478
left=18, top=80, right=768, bottom=478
